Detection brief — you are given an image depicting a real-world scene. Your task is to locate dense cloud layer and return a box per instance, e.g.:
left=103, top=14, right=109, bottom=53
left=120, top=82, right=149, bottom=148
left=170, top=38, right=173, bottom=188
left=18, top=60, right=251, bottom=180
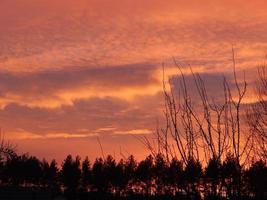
left=0, top=0, right=266, bottom=161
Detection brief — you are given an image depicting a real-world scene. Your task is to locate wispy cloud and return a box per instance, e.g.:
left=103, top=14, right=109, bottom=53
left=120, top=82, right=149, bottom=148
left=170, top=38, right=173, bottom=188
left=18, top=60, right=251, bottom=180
left=114, top=129, right=152, bottom=135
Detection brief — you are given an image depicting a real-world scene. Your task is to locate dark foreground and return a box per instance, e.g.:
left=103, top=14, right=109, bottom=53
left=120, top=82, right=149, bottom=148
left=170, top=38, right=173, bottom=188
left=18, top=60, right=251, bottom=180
left=0, top=186, right=265, bottom=200
left=0, top=154, right=266, bottom=200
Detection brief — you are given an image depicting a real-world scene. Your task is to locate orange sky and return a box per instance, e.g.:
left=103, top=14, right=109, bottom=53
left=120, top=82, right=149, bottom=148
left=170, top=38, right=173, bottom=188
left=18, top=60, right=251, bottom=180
left=0, top=0, right=267, bottom=162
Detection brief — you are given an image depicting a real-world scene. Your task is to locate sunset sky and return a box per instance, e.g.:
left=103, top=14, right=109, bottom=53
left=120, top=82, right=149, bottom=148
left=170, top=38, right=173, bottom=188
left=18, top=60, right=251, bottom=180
left=1, top=0, right=267, bottom=162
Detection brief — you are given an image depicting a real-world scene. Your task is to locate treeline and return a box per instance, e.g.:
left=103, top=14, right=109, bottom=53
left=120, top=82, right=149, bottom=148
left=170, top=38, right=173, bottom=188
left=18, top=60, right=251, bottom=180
left=0, top=153, right=266, bottom=200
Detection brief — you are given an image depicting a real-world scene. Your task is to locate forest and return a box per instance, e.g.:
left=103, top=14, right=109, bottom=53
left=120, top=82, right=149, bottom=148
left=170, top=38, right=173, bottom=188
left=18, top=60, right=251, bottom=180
left=0, top=152, right=266, bottom=200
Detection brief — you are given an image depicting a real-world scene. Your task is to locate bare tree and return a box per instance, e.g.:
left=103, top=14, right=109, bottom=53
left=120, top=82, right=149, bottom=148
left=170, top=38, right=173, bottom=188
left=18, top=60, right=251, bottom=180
left=247, top=65, right=267, bottom=160
left=142, top=50, right=254, bottom=168
left=0, top=131, right=16, bottom=160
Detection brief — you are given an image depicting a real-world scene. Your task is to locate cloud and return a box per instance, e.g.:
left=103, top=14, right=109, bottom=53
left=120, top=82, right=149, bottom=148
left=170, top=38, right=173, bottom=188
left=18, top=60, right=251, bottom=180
left=0, top=63, right=162, bottom=108
left=8, top=130, right=96, bottom=140
left=0, top=95, right=162, bottom=141
left=114, top=129, right=152, bottom=135
left=1, top=0, right=267, bottom=74
left=0, top=0, right=267, bottom=161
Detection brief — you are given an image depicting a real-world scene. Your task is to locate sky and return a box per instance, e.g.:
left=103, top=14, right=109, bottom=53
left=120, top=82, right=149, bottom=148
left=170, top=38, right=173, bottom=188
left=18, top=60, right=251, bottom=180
left=0, top=0, right=267, bottom=162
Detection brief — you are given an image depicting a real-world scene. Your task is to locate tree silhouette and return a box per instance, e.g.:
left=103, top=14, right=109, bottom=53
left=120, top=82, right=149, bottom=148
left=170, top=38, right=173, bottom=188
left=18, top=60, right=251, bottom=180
left=221, top=154, right=242, bottom=199
left=124, top=155, right=137, bottom=195
left=112, top=159, right=126, bottom=196
left=4, top=155, right=24, bottom=185
left=91, top=157, right=106, bottom=193
left=245, top=160, right=267, bottom=199
left=153, top=154, right=168, bottom=195
left=204, top=158, right=222, bottom=198
left=80, top=157, right=91, bottom=192
left=40, top=159, right=59, bottom=198
left=103, top=155, right=117, bottom=193
left=167, top=157, right=184, bottom=195
left=81, top=156, right=91, bottom=192
left=61, top=155, right=81, bottom=199
left=0, top=152, right=266, bottom=199
left=0, top=134, right=16, bottom=160
left=183, top=158, right=202, bottom=199
left=135, top=155, right=154, bottom=196
left=24, top=155, right=42, bottom=185
left=247, top=66, right=267, bottom=160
